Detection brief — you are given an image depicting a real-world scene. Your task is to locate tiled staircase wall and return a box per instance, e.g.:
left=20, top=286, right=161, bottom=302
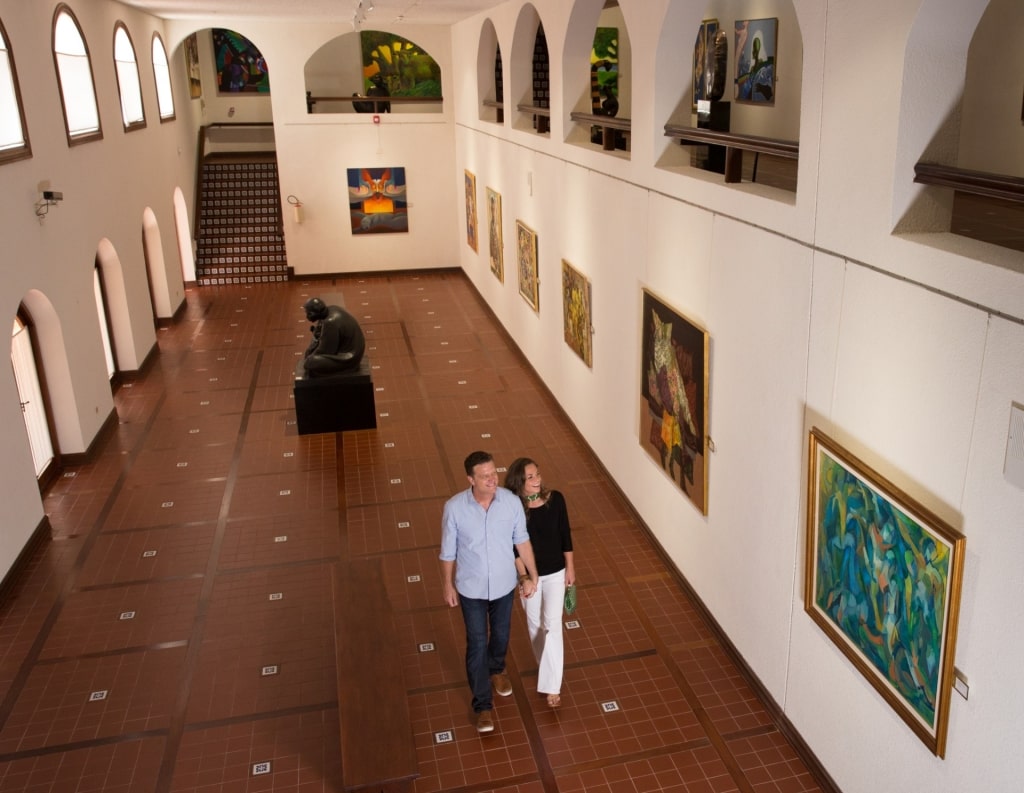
left=195, top=155, right=289, bottom=285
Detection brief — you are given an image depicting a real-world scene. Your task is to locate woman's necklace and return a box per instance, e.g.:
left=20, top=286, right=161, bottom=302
left=525, top=493, right=541, bottom=503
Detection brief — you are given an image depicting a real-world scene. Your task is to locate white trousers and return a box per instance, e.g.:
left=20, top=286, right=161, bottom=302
left=521, top=570, right=566, bottom=695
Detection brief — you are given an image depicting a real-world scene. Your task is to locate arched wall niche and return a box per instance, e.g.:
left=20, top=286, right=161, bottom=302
left=142, top=207, right=171, bottom=320
left=959, top=0, right=1024, bottom=178
left=476, top=18, right=502, bottom=123
left=653, top=0, right=804, bottom=173
left=561, top=0, right=633, bottom=150
left=303, top=30, right=443, bottom=114
left=891, top=0, right=989, bottom=232
left=19, top=289, right=84, bottom=454
left=173, top=187, right=196, bottom=284
left=95, top=238, right=138, bottom=371
left=509, top=3, right=545, bottom=134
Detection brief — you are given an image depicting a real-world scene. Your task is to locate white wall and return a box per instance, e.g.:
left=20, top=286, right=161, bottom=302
left=452, top=0, right=1024, bottom=791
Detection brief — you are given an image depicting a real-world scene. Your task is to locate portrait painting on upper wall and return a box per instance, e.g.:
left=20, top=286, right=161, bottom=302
left=183, top=32, right=201, bottom=99
left=639, top=289, right=709, bottom=514
left=734, top=18, right=777, bottom=104
left=692, top=19, right=719, bottom=109
left=347, top=167, right=408, bottom=234
left=213, top=29, right=269, bottom=93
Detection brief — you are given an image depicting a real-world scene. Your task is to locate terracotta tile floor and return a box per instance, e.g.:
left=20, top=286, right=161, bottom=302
left=0, top=273, right=833, bottom=792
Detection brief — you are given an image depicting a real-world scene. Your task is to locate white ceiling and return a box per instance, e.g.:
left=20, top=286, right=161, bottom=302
left=117, top=0, right=505, bottom=26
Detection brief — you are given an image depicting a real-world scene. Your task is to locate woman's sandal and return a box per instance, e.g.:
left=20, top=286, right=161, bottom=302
left=546, top=693, right=561, bottom=708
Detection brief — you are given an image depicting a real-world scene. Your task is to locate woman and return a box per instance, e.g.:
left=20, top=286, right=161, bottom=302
left=505, top=457, right=575, bottom=708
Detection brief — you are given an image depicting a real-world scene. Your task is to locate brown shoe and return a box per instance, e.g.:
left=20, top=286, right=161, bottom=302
left=490, top=672, right=512, bottom=697
left=476, top=710, right=494, bottom=733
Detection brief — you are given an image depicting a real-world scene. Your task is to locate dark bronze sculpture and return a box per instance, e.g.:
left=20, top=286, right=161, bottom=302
left=706, top=29, right=728, bottom=102
left=302, top=297, right=366, bottom=377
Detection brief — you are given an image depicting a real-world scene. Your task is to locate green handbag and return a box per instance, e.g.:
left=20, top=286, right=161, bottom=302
left=563, top=584, right=577, bottom=615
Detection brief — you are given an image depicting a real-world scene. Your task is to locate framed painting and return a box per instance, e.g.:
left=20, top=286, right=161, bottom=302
left=561, top=260, right=592, bottom=367
left=183, top=32, right=201, bottom=99
left=692, top=19, right=719, bottom=109
left=347, top=167, right=408, bottom=234
left=465, top=170, right=478, bottom=252
left=805, top=428, right=966, bottom=757
left=734, top=18, right=777, bottom=104
left=516, top=220, right=539, bottom=311
left=212, top=29, right=269, bottom=94
left=487, top=188, right=504, bottom=282
left=639, top=289, right=709, bottom=514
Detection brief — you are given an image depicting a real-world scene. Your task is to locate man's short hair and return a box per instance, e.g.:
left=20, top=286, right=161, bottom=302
left=464, top=450, right=493, bottom=475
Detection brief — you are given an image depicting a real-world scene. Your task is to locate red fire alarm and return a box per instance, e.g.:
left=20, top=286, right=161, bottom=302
left=373, top=114, right=380, bottom=124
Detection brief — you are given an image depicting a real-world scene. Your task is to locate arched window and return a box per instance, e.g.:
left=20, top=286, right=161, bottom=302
left=151, top=33, right=174, bottom=121
left=113, top=23, right=145, bottom=130
left=52, top=5, right=102, bottom=144
left=0, top=17, right=31, bottom=164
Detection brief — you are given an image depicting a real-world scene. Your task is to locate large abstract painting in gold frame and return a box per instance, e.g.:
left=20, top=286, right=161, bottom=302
left=487, top=187, right=503, bottom=282
left=805, top=428, right=966, bottom=757
left=561, top=260, right=592, bottom=367
left=638, top=289, right=708, bottom=514
left=464, top=169, right=478, bottom=252
left=516, top=220, right=539, bottom=311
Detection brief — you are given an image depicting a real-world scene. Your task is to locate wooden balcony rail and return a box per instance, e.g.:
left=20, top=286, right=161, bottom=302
left=914, top=162, right=1024, bottom=203
left=305, top=93, right=443, bottom=113
left=569, top=111, right=632, bottom=152
left=483, top=99, right=504, bottom=123
left=663, top=123, right=799, bottom=183
left=516, top=102, right=551, bottom=134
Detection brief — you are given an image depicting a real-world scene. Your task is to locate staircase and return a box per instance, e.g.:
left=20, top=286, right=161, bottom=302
left=195, top=153, right=289, bottom=285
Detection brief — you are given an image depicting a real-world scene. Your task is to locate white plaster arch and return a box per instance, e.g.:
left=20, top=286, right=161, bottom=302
left=476, top=18, right=503, bottom=124
left=142, top=207, right=172, bottom=319
left=95, top=238, right=138, bottom=371
left=509, top=3, right=547, bottom=134
left=891, top=0, right=989, bottom=231
left=561, top=0, right=632, bottom=132
left=18, top=289, right=84, bottom=455
left=173, top=187, right=196, bottom=284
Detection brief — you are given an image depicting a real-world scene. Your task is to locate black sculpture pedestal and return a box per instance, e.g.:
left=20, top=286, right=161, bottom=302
left=293, top=358, right=377, bottom=435
left=697, top=100, right=730, bottom=175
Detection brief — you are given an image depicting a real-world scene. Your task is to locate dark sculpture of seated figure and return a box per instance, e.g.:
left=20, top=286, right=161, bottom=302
left=302, top=297, right=366, bottom=377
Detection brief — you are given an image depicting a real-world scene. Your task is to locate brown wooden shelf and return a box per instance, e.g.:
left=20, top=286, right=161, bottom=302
left=914, top=162, right=1024, bottom=204
left=570, top=111, right=631, bottom=151
left=663, top=124, right=798, bottom=183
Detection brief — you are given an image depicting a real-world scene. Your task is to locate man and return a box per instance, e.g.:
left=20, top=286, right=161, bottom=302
left=440, top=451, right=539, bottom=734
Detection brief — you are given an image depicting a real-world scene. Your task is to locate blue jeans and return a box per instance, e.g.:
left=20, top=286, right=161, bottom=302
left=459, top=588, right=514, bottom=713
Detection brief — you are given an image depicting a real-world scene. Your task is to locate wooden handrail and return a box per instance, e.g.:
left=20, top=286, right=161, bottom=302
left=306, top=95, right=442, bottom=104
left=663, top=123, right=799, bottom=159
left=570, top=111, right=632, bottom=132
left=914, top=162, right=1024, bottom=203
left=482, top=99, right=503, bottom=109
left=516, top=103, right=551, bottom=117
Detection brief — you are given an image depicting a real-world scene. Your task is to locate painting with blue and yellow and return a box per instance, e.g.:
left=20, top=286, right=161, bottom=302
left=347, top=167, right=408, bottom=234
left=814, top=451, right=951, bottom=729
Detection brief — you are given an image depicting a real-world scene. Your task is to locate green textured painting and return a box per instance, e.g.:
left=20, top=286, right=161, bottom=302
left=804, top=429, right=965, bottom=757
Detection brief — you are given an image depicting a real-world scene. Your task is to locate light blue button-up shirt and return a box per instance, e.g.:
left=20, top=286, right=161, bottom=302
left=439, top=486, right=528, bottom=600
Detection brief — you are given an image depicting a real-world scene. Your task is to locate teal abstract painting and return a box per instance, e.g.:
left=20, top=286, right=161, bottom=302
left=805, top=429, right=965, bottom=757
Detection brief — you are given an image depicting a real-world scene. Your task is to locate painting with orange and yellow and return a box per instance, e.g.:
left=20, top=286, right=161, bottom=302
left=347, top=167, right=408, bottom=234
left=360, top=31, right=441, bottom=98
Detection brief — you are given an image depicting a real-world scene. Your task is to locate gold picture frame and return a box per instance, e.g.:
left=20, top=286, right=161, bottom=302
left=487, top=187, right=503, bottom=282
left=516, top=220, right=539, bottom=311
left=638, top=289, right=709, bottom=514
left=561, top=260, right=592, bottom=367
left=805, top=428, right=966, bottom=757
left=464, top=169, right=478, bottom=252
